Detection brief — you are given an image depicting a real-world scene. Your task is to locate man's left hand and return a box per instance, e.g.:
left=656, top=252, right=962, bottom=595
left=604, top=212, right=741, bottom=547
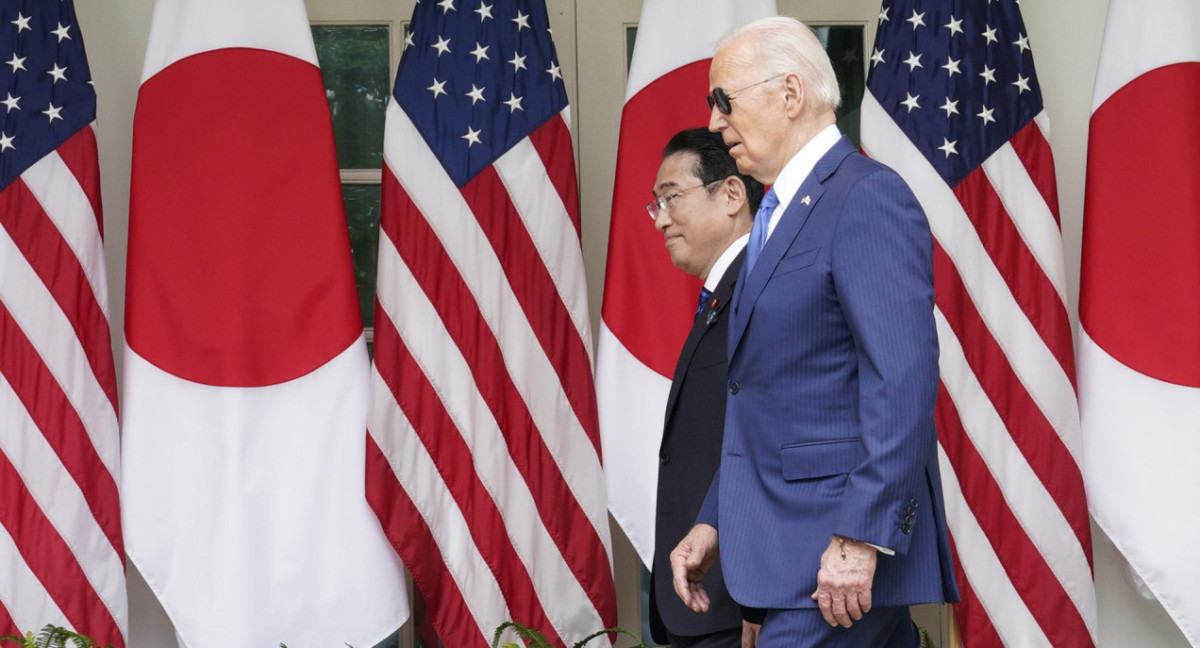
left=811, top=535, right=877, bottom=628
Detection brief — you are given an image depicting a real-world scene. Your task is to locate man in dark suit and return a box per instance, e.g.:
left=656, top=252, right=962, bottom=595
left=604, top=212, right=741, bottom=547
left=648, top=128, right=763, bottom=648
left=671, top=17, right=958, bottom=648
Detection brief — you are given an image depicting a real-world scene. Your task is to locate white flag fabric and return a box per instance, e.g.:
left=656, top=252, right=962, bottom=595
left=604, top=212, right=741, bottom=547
left=122, top=0, right=408, bottom=646
left=1081, top=1, right=1200, bottom=645
left=596, top=0, right=776, bottom=568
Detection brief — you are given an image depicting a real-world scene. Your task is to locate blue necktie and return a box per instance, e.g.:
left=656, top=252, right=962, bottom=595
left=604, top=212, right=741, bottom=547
left=696, top=286, right=714, bottom=317
left=745, top=188, right=778, bottom=274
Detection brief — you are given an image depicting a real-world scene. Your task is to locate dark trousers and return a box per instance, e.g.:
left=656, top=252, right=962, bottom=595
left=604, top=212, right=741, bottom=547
left=756, top=606, right=917, bottom=648
left=667, top=625, right=742, bottom=648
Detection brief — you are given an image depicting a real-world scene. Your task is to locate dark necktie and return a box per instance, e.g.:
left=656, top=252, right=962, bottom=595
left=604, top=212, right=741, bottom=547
left=745, top=187, right=779, bottom=274
left=696, top=286, right=714, bottom=317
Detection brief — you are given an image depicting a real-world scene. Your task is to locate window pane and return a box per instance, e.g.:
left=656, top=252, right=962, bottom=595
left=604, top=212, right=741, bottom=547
left=814, top=25, right=866, bottom=148
left=313, top=25, right=391, bottom=169
left=344, top=183, right=381, bottom=328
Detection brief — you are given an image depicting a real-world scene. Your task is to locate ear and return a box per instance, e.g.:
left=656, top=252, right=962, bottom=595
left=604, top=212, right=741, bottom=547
left=722, top=175, right=747, bottom=216
left=783, top=72, right=805, bottom=119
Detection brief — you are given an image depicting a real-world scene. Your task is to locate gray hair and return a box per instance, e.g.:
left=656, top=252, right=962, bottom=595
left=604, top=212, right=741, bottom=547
left=717, top=16, right=842, bottom=112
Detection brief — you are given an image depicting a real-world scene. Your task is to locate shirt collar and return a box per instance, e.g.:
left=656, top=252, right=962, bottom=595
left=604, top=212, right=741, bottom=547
left=704, top=233, right=750, bottom=291
left=766, top=124, right=843, bottom=236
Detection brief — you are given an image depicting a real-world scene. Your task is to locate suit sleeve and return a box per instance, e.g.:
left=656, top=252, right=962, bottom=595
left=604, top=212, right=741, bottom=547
left=828, top=167, right=939, bottom=554
left=696, top=465, right=719, bottom=529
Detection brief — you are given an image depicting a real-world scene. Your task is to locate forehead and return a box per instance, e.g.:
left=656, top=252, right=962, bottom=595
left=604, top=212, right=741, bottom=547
left=710, top=36, right=758, bottom=89
left=655, top=151, right=701, bottom=190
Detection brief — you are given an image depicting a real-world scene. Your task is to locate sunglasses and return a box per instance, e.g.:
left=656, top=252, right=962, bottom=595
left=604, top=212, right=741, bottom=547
left=706, top=74, right=784, bottom=115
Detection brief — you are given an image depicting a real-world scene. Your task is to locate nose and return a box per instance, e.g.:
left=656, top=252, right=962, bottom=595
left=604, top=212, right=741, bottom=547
left=653, top=208, right=672, bottom=232
left=708, top=105, right=727, bottom=133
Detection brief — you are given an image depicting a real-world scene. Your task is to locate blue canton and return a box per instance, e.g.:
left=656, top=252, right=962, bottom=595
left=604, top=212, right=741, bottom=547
left=0, top=0, right=95, bottom=190
left=396, top=0, right=568, bottom=188
left=866, top=0, right=1043, bottom=186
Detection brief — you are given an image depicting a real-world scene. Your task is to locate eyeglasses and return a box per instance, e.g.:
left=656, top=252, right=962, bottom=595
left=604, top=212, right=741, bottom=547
left=706, top=74, right=784, bottom=115
left=646, top=179, right=723, bottom=219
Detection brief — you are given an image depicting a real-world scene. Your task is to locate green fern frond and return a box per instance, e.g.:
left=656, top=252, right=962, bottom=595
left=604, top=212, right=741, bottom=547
left=919, top=626, right=938, bottom=648
left=0, top=631, right=35, bottom=648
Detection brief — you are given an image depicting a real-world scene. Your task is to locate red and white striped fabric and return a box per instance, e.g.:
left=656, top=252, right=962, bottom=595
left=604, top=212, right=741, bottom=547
left=0, top=1, right=127, bottom=643
left=595, top=0, right=776, bottom=567
left=1081, top=1, right=1200, bottom=645
left=122, top=0, right=407, bottom=646
left=365, top=2, right=616, bottom=646
left=862, top=2, right=1097, bottom=646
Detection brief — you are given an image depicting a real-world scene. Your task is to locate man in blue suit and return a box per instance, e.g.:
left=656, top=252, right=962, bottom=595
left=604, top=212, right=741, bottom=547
left=670, top=16, right=958, bottom=648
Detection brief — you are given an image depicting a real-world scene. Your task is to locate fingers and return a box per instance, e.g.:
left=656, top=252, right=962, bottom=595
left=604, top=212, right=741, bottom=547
left=671, top=525, right=720, bottom=612
left=741, top=621, right=761, bottom=648
left=844, top=590, right=864, bottom=622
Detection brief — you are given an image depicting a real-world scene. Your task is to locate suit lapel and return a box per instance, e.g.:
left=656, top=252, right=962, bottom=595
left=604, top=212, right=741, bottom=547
left=661, top=250, right=745, bottom=442
left=729, top=137, right=857, bottom=358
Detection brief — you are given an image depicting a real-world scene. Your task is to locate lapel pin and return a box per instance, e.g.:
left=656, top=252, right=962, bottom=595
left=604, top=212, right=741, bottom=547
left=706, top=310, right=719, bottom=326
left=709, top=297, right=722, bottom=310
left=801, top=195, right=811, bottom=205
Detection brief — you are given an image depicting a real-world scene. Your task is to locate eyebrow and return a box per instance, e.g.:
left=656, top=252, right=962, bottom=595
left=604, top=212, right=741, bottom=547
left=653, top=180, right=681, bottom=194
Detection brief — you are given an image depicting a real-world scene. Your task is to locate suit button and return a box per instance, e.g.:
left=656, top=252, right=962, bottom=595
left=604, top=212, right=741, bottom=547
left=901, top=523, right=912, bottom=535
left=728, top=382, right=740, bottom=394
left=660, top=453, right=670, bottom=465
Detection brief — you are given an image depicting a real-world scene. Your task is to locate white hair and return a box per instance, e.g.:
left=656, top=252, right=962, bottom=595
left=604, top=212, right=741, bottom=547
left=717, top=16, right=842, bottom=112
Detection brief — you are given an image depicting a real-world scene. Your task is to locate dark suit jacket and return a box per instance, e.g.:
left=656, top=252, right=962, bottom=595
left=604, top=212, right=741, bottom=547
left=649, top=250, right=745, bottom=644
left=698, top=137, right=958, bottom=610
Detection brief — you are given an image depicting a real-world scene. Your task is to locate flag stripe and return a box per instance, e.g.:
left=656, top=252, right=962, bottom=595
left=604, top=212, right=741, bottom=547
left=0, top=373, right=126, bottom=630
left=372, top=301, right=564, bottom=643
left=0, top=180, right=119, bottom=415
left=0, top=306, right=123, bottom=557
left=382, top=104, right=610, bottom=546
left=494, top=131, right=593, bottom=367
left=0, top=229, right=121, bottom=481
left=375, top=216, right=611, bottom=633
left=933, top=334, right=1094, bottom=645
left=0, top=481, right=70, bottom=635
left=936, top=443, right=1053, bottom=648
left=527, top=110, right=582, bottom=236
left=947, top=535, right=1006, bottom=648
left=933, top=247, right=1091, bottom=557
left=1009, top=120, right=1061, bottom=227
left=0, top=603, right=19, bottom=641
left=19, top=152, right=111, bottom=320
left=979, top=127, right=1069, bottom=307
left=366, top=434, right=510, bottom=648
left=0, top=445, right=122, bottom=647
left=949, top=171, right=1074, bottom=380
left=371, top=309, right=556, bottom=643
left=463, top=162, right=600, bottom=455
left=56, top=126, right=106, bottom=236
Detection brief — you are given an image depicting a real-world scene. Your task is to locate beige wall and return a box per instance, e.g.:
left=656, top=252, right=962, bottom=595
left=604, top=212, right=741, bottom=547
left=71, top=0, right=1190, bottom=646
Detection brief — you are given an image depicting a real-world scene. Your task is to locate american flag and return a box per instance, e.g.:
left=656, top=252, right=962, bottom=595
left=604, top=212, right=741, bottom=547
left=0, top=0, right=126, bottom=644
left=365, top=1, right=617, bottom=646
left=861, top=1, right=1097, bottom=646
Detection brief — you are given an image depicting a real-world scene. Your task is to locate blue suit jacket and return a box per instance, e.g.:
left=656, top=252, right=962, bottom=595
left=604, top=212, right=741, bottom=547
left=698, top=137, right=958, bottom=610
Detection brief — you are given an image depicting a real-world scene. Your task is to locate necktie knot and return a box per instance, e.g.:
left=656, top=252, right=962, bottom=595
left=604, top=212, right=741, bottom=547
left=696, top=286, right=714, bottom=317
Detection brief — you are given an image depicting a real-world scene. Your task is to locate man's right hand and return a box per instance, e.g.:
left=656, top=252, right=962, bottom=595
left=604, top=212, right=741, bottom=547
left=670, top=523, right=720, bottom=612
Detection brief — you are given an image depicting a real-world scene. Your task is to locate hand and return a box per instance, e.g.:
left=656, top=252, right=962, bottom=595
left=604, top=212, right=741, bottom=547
left=741, top=620, right=761, bottom=648
left=811, top=535, right=877, bottom=628
left=670, top=524, right=719, bottom=613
